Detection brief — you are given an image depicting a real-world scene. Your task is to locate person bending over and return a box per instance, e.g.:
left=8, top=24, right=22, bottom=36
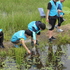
left=28, top=21, right=46, bottom=46
left=11, top=29, right=32, bottom=54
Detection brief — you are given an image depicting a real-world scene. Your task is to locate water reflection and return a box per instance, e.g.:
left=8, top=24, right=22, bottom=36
left=24, top=44, right=68, bottom=70
left=24, top=47, right=43, bottom=70
left=1, top=44, right=70, bottom=70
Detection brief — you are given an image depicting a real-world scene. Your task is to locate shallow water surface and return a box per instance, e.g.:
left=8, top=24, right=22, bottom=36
left=1, top=44, right=70, bottom=70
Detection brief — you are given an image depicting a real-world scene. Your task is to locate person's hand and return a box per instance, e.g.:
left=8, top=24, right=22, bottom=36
left=58, top=10, right=62, bottom=13
left=46, top=18, right=49, bottom=22
left=28, top=50, right=31, bottom=54
left=34, top=40, right=36, bottom=45
left=60, top=15, right=63, bottom=17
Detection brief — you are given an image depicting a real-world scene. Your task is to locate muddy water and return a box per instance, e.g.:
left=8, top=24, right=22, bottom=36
left=1, top=44, right=70, bottom=70
left=26, top=44, right=70, bottom=70
left=2, top=57, right=18, bottom=70
left=61, top=44, right=70, bottom=70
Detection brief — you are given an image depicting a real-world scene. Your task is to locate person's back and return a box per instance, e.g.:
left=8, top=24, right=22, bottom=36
left=28, top=21, right=46, bottom=46
left=46, top=0, right=59, bottom=42
left=28, top=21, right=41, bottom=32
left=11, top=29, right=32, bottom=54
left=11, top=30, right=27, bottom=42
left=57, top=0, right=64, bottom=17
left=55, top=0, right=65, bottom=32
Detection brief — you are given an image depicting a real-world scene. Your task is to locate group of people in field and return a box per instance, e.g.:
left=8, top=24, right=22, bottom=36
left=0, top=0, right=65, bottom=54
left=46, top=0, right=65, bottom=42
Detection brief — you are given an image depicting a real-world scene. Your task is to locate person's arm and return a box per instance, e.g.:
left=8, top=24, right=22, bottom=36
left=33, top=31, right=36, bottom=45
left=58, top=9, right=63, bottom=13
left=46, top=2, right=51, bottom=22
left=46, top=10, right=50, bottom=22
left=57, top=4, right=63, bottom=13
left=20, top=39, right=31, bottom=54
left=58, top=8, right=63, bottom=17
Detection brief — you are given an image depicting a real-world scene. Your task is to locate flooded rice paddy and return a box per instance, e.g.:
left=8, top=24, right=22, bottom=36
left=0, top=44, right=70, bottom=70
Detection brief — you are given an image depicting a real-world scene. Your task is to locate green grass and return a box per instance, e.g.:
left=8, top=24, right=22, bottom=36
left=0, top=48, right=26, bottom=65
left=0, top=0, right=70, bottom=40
left=0, top=0, right=49, bottom=40
left=0, top=0, right=70, bottom=69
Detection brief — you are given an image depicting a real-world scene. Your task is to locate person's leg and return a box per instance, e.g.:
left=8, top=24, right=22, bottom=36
left=48, top=18, right=56, bottom=42
left=48, top=30, right=53, bottom=39
left=0, top=33, right=5, bottom=48
left=12, top=40, right=20, bottom=48
left=57, top=17, right=64, bottom=32
left=0, top=43, right=5, bottom=48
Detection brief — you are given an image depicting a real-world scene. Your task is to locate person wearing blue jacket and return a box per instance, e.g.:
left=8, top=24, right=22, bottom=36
left=28, top=21, right=46, bottom=46
left=11, top=29, right=32, bottom=54
left=55, top=0, right=65, bottom=32
left=0, top=29, right=5, bottom=48
left=46, top=0, right=59, bottom=42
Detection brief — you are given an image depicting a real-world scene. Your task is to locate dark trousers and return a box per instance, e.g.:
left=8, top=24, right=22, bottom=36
left=58, top=17, right=64, bottom=26
left=49, top=18, right=57, bottom=30
left=49, top=16, right=57, bottom=30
